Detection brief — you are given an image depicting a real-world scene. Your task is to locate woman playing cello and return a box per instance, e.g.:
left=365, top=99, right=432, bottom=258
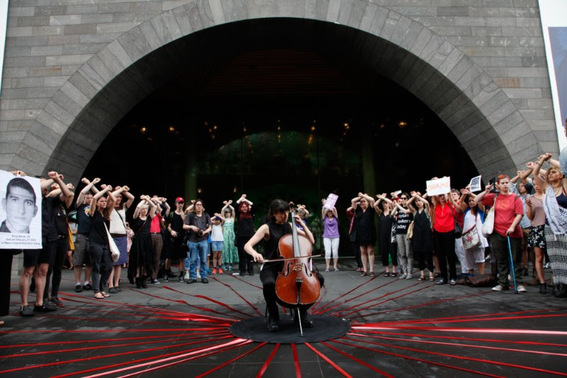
left=244, top=199, right=321, bottom=332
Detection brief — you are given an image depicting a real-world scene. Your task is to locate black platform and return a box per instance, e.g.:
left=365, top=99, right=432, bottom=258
left=229, top=314, right=351, bottom=344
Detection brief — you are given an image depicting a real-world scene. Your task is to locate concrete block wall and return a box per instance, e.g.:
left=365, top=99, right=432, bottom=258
left=1, top=0, right=557, bottom=275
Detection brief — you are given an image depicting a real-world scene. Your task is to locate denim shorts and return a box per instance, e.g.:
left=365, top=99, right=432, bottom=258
left=211, top=241, right=224, bottom=252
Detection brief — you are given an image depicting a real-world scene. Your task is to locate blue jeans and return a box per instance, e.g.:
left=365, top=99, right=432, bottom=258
left=188, top=240, right=208, bottom=280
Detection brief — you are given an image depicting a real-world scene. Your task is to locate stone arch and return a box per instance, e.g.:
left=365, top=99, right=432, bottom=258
left=24, top=1, right=538, bottom=184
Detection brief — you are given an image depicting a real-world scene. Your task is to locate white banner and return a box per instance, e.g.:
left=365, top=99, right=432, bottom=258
left=426, top=177, right=451, bottom=197
left=0, top=170, right=43, bottom=249
left=539, top=0, right=567, bottom=149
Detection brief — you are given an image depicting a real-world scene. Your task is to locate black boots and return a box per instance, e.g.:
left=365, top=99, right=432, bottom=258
left=267, top=315, right=280, bottom=332
left=540, top=282, right=547, bottom=294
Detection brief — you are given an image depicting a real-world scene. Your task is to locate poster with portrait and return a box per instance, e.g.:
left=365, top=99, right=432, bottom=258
left=0, top=170, right=42, bottom=249
left=539, top=0, right=567, bottom=149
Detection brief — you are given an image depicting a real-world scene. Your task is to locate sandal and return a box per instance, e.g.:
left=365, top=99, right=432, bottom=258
left=360, top=272, right=367, bottom=277
left=418, top=275, right=425, bottom=281
left=384, top=272, right=390, bottom=277
left=101, top=292, right=110, bottom=298
left=369, top=272, right=375, bottom=278
left=391, top=272, right=397, bottom=277
left=94, top=293, right=105, bottom=299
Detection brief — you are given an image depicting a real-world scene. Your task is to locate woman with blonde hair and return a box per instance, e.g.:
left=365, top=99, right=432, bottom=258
left=533, top=153, right=567, bottom=294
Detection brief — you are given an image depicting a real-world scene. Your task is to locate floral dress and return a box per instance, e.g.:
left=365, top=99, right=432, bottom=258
left=223, top=217, right=239, bottom=266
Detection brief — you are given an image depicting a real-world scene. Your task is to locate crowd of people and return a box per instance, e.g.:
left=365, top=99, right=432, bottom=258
left=1, top=146, right=567, bottom=326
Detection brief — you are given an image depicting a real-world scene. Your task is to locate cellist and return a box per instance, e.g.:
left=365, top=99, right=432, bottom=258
left=244, top=199, right=321, bottom=332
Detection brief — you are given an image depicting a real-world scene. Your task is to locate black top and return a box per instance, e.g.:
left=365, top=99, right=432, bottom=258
left=355, top=206, right=376, bottom=245
left=42, top=196, right=63, bottom=243
left=396, top=210, right=413, bottom=235
left=76, top=203, right=91, bottom=235
left=236, top=207, right=255, bottom=238
left=264, top=221, right=292, bottom=261
left=185, top=212, right=211, bottom=242
left=89, top=210, right=109, bottom=245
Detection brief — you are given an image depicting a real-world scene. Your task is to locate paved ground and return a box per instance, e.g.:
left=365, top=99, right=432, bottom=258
left=1, top=260, right=566, bottom=377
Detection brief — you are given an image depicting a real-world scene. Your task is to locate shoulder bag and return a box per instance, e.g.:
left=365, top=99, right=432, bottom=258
left=481, top=194, right=497, bottom=238
left=104, top=222, right=120, bottom=262
left=462, top=214, right=480, bottom=249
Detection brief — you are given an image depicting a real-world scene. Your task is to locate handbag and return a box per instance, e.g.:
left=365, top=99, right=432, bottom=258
left=449, top=206, right=462, bottom=238
left=406, top=221, right=414, bottom=240
left=462, top=213, right=481, bottom=249
left=462, top=224, right=481, bottom=249
left=104, top=223, right=120, bottom=262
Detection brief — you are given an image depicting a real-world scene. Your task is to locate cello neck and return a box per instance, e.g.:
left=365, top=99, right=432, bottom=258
left=291, top=209, right=302, bottom=258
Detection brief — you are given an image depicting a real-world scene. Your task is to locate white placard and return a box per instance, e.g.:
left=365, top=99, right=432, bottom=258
left=0, top=170, right=43, bottom=249
left=539, top=0, right=567, bottom=149
left=323, top=193, right=338, bottom=210
left=426, top=177, right=451, bottom=196
left=468, top=175, right=482, bottom=193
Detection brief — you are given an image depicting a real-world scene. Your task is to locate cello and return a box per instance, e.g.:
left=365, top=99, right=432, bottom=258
left=275, top=208, right=321, bottom=334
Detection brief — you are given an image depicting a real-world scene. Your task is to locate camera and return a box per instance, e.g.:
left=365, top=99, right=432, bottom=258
left=197, top=229, right=204, bottom=237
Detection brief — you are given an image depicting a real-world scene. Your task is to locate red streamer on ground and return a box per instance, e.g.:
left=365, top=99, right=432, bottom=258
left=305, top=342, right=352, bottom=377
left=291, top=343, right=302, bottom=378
left=257, top=343, right=280, bottom=377
left=320, top=341, right=395, bottom=377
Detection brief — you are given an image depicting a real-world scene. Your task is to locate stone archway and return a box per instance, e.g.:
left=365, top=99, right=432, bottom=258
left=4, top=1, right=545, bottom=183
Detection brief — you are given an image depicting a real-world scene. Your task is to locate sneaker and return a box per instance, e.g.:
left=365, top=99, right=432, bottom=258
left=406, top=273, right=412, bottom=280
left=492, top=284, right=504, bottom=292
left=399, top=273, right=407, bottom=280
left=212, top=268, right=217, bottom=275
left=187, top=279, right=197, bottom=284
left=19, top=305, right=34, bottom=317
left=325, top=269, right=330, bottom=272
left=34, top=302, right=57, bottom=312
left=202, top=278, right=209, bottom=284
left=218, top=268, right=224, bottom=274
left=436, top=279, right=447, bottom=285
left=108, top=287, right=119, bottom=294
left=184, top=271, right=190, bottom=280
left=162, top=274, right=169, bottom=282
left=197, top=271, right=201, bottom=279
left=179, top=273, right=185, bottom=282
left=151, top=279, right=160, bottom=285
left=83, top=282, right=92, bottom=291
left=517, top=285, right=527, bottom=293
left=450, top=279, right=457, bottom=286
left=75, top=283, right=83, bottom=293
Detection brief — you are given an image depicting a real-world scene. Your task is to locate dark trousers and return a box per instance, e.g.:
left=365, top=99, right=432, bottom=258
left=490, top=233, right=522, bottom=286
left=0, top=251, right=14, bottom=316
left=237, top=237, right=253, bottom=274
left=45, top=237, right=68, bottom=300
left=434, top=230, right=457, bottom=281
left=351, top=241, right=362, bottom=268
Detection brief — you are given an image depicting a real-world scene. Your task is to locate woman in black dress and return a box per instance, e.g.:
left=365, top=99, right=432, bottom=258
left=407, top=193, right=435, bottom=281
left=128, top=195, right=157, bottom=288
left=352, top=193, right=377, bottom=277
